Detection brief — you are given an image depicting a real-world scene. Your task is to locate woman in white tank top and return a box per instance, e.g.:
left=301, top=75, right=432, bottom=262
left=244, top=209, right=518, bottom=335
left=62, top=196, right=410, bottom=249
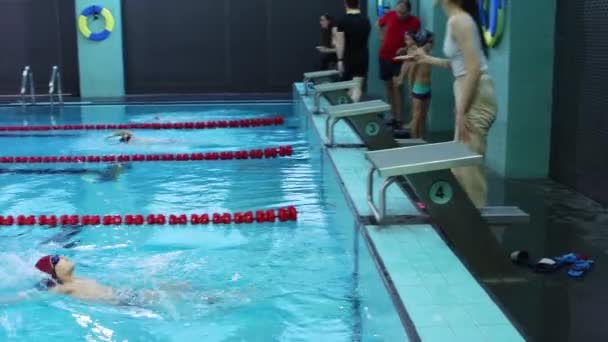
left=395, top=0, right=497, bottom=208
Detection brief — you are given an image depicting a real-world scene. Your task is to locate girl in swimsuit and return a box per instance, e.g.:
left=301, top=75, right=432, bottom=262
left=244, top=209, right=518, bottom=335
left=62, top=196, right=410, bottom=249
left=408, top=30, right=434, bottom=139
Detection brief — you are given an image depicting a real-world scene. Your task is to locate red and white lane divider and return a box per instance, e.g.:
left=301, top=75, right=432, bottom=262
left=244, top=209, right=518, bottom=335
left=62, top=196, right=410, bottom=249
left=0, top=116, right=284, bottom=132
left=0, top=146, right=293, bottom=164
left=0, top=206, right=298, bottom=227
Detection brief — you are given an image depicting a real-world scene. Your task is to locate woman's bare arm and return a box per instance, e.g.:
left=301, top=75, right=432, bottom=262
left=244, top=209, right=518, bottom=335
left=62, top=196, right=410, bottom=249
left=422, top=55, right=451, bottom=68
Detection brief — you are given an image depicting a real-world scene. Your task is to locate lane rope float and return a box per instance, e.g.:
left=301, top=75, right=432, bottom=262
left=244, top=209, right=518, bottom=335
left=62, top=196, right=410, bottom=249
left=0, top=146, right=293, bottom=164
left=0, top=206, right=298, bottom=227
left=78, top=5, right=115, bottom=42
left=0, top=117, right=285, bottom=132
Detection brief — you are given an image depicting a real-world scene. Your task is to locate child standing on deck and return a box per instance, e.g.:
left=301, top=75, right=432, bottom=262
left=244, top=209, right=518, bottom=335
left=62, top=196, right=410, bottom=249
left=394, top=31, right=419, bottom=88
left=395, top=30, right=434, bottom=139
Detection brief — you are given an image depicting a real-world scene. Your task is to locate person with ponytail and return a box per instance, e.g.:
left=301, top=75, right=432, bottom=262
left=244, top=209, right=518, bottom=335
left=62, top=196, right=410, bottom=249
left=395, top=0, right=496, bottom=208
left=316, top=14, right=338, bottom=70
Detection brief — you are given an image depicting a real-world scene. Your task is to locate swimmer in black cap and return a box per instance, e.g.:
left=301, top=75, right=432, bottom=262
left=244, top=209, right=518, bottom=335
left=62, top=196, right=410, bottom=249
left=105, top=130, right=133, bottom=144
left=105, top=130, right=177, bottom=145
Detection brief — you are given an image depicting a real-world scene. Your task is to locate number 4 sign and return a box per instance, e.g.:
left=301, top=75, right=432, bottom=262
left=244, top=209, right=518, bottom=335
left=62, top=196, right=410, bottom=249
left=429, top=181, right=454, bottom=205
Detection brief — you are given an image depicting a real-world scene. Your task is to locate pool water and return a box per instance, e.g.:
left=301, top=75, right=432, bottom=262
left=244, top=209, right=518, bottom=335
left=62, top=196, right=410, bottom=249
left=0, top=103, right=403, bottom=341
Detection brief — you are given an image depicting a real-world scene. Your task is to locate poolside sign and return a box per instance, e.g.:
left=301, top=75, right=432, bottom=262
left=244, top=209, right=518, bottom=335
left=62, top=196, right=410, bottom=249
left=429, top=181, right=453, bottom=205
left=365, top=122, right=380, bottom=137
left=338, top=96, right=350, bottom=105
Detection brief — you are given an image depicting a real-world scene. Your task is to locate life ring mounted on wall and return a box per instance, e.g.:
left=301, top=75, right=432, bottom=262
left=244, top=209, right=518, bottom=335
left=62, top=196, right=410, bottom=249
left=376, top=0, right=390, bottom=17
left=478, top=0, right=505, bottom=48
left=78, top=5, right=115, bottom=42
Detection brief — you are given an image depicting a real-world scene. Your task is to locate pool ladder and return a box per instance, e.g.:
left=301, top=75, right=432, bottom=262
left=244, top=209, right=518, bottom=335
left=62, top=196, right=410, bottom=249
left=49, top=65, right=64, bottom=107
left=20, top=66, right=35, bottom=107
left=19, top=65, right=64, bottom=108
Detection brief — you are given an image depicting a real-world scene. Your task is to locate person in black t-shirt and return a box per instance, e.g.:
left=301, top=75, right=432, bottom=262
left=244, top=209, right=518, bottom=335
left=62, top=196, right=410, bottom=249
left=334, top=0, right=371, bottom=102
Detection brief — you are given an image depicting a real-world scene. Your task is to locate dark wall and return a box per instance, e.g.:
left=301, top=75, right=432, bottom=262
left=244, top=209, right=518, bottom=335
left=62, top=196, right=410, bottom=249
left=122, top=0, right=348, bottom=94
left=550, top=0, right=608, bottom=205
left=0, top=0, right=79, bottom=95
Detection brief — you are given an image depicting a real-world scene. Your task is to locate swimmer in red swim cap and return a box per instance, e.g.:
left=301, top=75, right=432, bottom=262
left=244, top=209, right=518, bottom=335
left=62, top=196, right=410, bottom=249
left=34, top=255, right=195, bottom=306
left=35, top=255, right=116, bottom=302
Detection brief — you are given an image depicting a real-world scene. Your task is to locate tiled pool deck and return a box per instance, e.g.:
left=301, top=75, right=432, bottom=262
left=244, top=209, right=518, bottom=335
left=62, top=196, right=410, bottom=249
left=294, top=84, right=524, bottom=342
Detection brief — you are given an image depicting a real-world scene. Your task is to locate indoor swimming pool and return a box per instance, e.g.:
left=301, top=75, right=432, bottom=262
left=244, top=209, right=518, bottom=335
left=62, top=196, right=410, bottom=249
left=0, top=103, right=405, bottom=341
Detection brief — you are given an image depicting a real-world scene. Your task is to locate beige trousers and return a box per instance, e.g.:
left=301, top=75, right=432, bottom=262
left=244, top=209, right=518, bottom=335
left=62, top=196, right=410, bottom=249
left=452, top=74, right=497, bottom=208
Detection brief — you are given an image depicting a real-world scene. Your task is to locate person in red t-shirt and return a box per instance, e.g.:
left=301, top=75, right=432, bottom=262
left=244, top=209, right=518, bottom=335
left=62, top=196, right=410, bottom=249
left=377, top=0, right=421, bottom=131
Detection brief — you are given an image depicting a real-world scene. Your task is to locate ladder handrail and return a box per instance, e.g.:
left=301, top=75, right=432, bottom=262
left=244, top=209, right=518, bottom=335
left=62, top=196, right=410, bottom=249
left=48, top=65, right=64, bottom=106
left=20, top=66, right=29, bottom=96
left=20, top=66, right=36, bottom=106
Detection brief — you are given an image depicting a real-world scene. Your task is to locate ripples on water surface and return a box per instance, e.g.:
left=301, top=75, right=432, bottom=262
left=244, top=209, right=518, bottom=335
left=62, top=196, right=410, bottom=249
left=0, top=104, right=358, bottom=341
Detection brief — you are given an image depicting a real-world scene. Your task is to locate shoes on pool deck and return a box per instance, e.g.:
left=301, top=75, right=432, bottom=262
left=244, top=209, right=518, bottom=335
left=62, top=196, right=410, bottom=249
left=568, top=260, right=594, bottom=278
left=510, top=250, right=594, bottom=277
left=510, top=250, right=563, bottom=273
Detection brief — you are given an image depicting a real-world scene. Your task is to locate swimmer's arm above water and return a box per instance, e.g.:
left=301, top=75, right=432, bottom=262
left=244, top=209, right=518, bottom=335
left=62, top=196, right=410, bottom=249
left=105, top=130, right=132, bottom=140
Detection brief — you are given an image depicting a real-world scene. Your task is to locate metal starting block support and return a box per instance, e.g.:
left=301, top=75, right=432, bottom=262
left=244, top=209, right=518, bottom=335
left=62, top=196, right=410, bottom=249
left=312, top=80, right=359, bottom=113
left=364, top=143, right=530, bottom=225
left=325, top=100, right=390, bottom=146
left=303, top=70, right=340, bottom=96
left=396, top=138, right=427, bottom=146
left=365, top=142, right=482, bottom=223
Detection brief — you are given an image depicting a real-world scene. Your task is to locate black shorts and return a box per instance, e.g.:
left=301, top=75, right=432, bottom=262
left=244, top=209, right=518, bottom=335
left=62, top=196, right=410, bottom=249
left=342, top=59, right=368, bottom=81
left=379, top=58, right=402, bottom=81
left=412, top=91, right=431, bottom=100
